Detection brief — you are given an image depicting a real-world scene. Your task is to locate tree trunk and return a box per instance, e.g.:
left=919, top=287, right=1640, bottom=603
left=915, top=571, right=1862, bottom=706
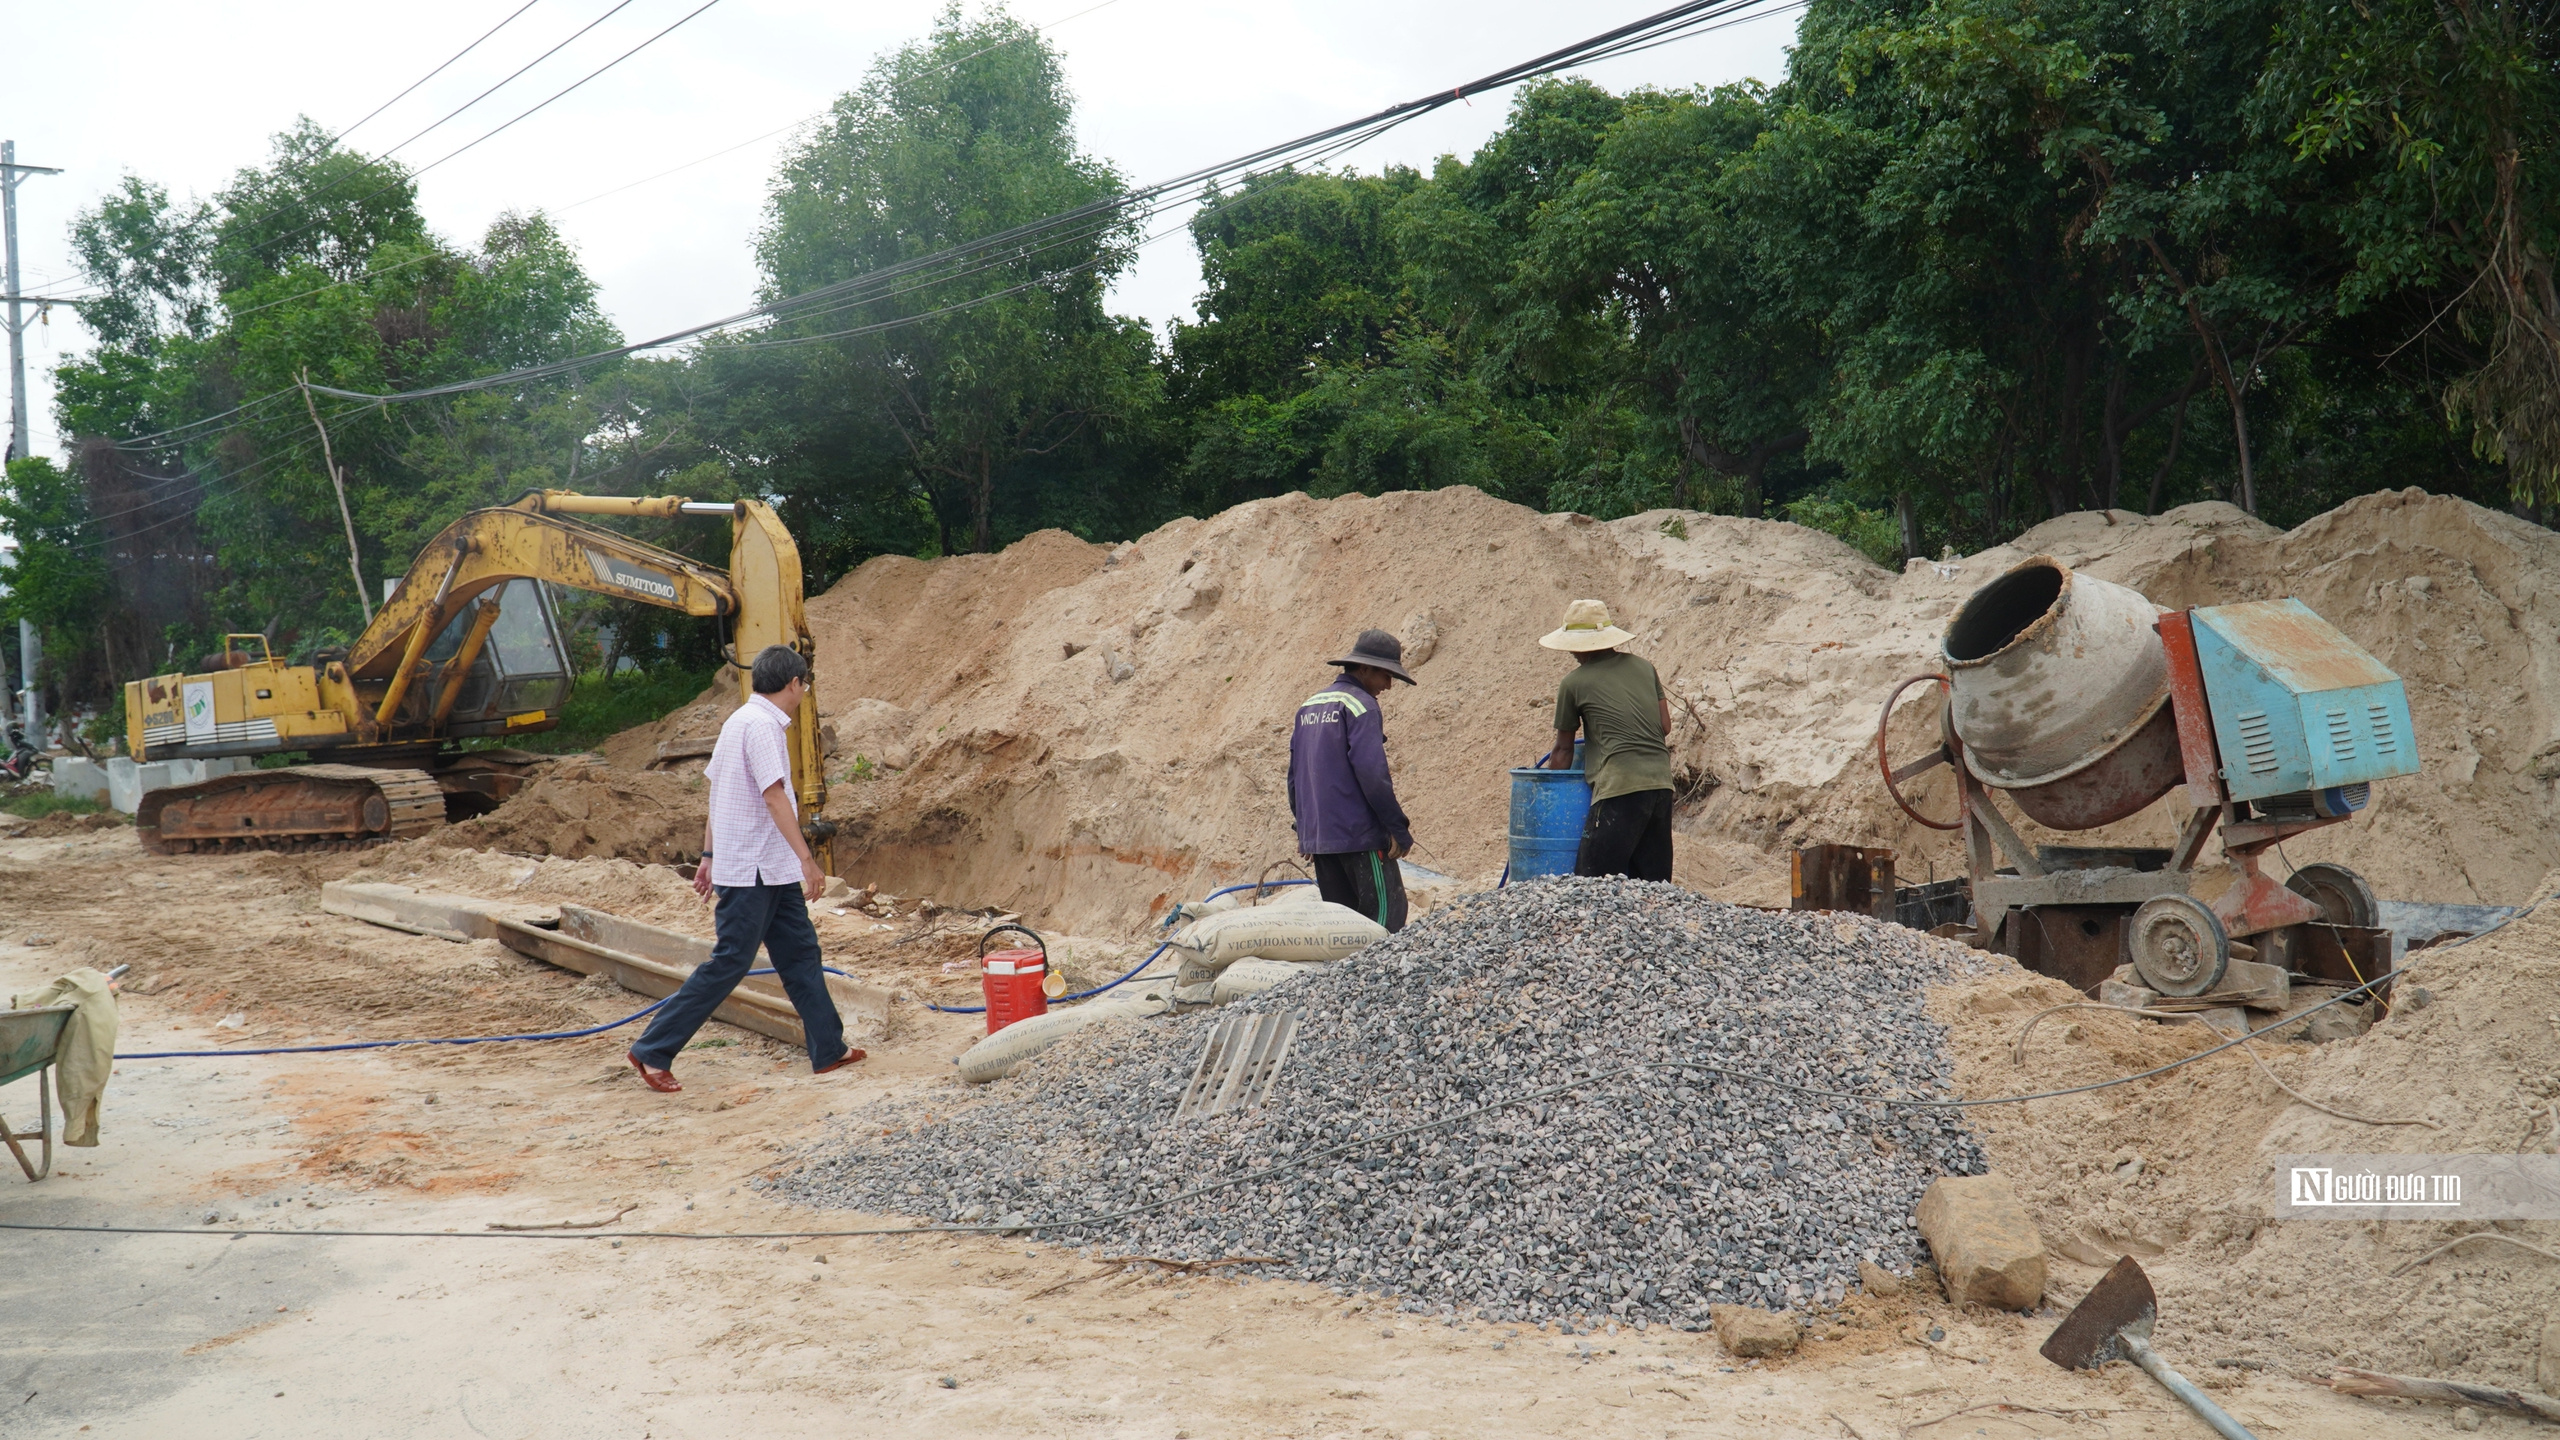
left=1684, top=429, right=1808, bottom=522
left=1896, top=491, right=1922, bottom=561
left=2053, top=319, right=2094, bottom=516
left=2099, top=358, right=2130, bottom=511
left=2145, top=390, right=2193, bottom=516
left=2227, top=387, right=2258, bottom=514
left=971, top=450, right=996, bottom=554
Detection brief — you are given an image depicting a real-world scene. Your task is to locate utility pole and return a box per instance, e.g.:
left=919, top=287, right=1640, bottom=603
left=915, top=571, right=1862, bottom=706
left=2, top=140, right=63, bottom=464
left=1, top=141, right=61, bottom=741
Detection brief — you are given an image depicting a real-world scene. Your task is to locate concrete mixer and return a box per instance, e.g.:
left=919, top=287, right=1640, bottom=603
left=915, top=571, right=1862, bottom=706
left=1877, top=556, right=2419, bottom=1000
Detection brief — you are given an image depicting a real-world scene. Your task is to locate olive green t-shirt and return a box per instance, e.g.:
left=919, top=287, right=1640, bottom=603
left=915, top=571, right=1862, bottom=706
left=1554, top=651, right=1673, bottom=802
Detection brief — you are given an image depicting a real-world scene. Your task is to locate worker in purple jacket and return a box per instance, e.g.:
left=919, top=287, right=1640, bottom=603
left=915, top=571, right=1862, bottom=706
left=1287, top=629, right=1417, bottom=932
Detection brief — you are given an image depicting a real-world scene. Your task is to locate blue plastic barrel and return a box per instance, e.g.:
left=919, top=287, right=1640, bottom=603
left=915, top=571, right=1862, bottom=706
left=1507, top=745, right=1592, bottom=882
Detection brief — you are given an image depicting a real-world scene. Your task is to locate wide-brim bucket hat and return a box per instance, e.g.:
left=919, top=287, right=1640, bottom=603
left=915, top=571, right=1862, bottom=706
left=1540, top=598, right=1635, bottom=652
left=1330, top=628, right=1417, bottom=684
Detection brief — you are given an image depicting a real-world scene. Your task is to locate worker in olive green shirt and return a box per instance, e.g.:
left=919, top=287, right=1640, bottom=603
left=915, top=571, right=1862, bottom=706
left=1538, top=599, right=1676, bottom=881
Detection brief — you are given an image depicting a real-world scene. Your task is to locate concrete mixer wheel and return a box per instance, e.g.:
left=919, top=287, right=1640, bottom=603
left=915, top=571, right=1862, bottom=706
left=2127, top=894, right=2231, bottom=998
left=2284, top=862, right=2379, bottom=931
left=1878, top=673, right=1961, bottom=831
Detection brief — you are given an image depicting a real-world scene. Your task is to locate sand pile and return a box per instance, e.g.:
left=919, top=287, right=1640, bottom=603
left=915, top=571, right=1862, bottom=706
left=435, top=755, right=706, bottom=867
left=1931, top=876, right=2560, bottom=1384
left=779, top=485, right=2558, bottom=932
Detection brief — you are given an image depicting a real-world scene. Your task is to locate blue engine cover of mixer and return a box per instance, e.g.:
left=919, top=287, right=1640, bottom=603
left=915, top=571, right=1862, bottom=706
left=2190, top=599, right=2419, bottom=803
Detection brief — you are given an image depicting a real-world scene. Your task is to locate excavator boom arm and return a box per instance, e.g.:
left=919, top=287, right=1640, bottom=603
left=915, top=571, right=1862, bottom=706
left=348, top=490, right=829, bottom=846
left=349, top=505, right=735, bottom=678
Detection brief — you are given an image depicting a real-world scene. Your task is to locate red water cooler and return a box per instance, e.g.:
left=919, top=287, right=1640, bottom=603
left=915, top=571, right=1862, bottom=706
left=978, top=924, right=1050, bottom=1034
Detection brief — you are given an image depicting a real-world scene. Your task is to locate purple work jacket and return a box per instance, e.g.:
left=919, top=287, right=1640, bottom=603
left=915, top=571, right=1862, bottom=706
left=1286, top=681, right=1413, bottom=856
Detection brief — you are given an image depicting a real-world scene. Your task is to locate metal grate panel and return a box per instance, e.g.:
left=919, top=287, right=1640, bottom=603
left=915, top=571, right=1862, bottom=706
left=2368, top=703, right=2396, bottom=755
left=1173, top=1011, right=1301, bottom=1123
left=2326, top=708, right=2357, bottom=763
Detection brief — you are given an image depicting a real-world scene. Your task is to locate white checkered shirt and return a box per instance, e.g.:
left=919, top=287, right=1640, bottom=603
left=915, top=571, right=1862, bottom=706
left=704, top=693, right=802, bottom=887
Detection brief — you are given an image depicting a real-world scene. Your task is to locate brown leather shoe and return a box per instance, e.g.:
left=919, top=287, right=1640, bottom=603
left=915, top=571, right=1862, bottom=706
left=628, top=1051, right=682, bottom=1093
left=814, top=1048, right=866, bottom=1074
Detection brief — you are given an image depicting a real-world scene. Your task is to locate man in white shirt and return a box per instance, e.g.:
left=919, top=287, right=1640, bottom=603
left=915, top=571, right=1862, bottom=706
left=627, top=645, right=862, bottom=1092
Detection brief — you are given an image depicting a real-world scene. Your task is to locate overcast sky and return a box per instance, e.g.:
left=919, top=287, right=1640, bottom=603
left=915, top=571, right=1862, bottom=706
left=7, top=0, right=1800, bottom=463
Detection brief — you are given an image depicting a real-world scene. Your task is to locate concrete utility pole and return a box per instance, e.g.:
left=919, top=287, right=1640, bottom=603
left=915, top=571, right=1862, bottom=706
left=16, top=619, right=38, bottom=744
left=1, top=140, right=64, bottom=464
left=1, top=141, right=63, bottom=738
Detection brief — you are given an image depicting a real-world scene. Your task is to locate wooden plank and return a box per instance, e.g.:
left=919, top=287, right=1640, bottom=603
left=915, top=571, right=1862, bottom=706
left=489, top=917, right=810, bottom=1049
left=321, top=881, right=557, bottom=942
left=556, top=904, right=889, bottom=1040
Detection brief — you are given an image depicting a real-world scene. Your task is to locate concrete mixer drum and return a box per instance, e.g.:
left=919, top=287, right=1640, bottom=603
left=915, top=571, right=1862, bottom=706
left=1941, top=556, right=2185, bottom=830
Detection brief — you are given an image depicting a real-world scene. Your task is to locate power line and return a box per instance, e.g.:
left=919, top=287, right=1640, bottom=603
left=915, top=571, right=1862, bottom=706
left=85, top=0, right=1786, bottom=475
left=375, top=0, right=640, bottom=163
left=208, top=0, right=726, bottom=314
left=226, top=0, right=640, bottom=263
left=335, top=0, right=548, bottom=143
left=556, top=0, right=1130, bottom=214
left=250, top=0, right=727, bottom=267
left=303, top=0, right=1787, bottom=406
left=555, top=114, right=813, bottom=214
left=403, top=0, right=730, bottom=184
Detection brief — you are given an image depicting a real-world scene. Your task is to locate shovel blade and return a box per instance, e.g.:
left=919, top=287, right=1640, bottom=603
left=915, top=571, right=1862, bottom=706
left=2041, top=1255, right=2159, bottom=1370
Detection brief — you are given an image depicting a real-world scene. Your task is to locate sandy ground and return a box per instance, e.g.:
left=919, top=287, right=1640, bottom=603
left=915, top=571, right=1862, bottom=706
left=0, top=826, right=2469, bottom=1438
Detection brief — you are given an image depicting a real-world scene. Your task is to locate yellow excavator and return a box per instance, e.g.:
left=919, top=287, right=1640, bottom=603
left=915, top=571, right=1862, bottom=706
left=121, top=490, right=827, bottom=856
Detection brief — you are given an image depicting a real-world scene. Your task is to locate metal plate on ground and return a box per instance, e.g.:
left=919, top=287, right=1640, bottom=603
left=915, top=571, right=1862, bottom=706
left=1174, top=1011, right=1301, bottom=1123
left=2004, top=903, right=2133, bottom=994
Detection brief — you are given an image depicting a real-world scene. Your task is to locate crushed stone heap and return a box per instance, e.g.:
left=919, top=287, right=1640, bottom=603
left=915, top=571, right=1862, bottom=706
left=773, top=876, right=1992, bottom=1328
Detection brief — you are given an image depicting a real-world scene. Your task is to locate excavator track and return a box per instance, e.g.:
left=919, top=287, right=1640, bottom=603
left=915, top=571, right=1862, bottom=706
left=137, top=764, right=447, bottom=856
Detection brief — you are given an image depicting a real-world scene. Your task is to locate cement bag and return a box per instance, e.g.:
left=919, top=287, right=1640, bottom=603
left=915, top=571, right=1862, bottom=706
left=956, top=995, right=1167, bottom=1085
left=1168, top=900, right=1385, bottom=971
left=1164, top=892, right=1244, bottom=927
left=1210, top=958, right=1330, bottom=1004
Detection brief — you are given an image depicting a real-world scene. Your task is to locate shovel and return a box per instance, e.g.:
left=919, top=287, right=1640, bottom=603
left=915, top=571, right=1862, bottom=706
left=2041, top=1256, right=2259, bottom=1440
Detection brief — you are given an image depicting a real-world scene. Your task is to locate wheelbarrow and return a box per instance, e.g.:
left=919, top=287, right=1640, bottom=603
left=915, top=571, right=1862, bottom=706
left=0, top=1003, right=76, bottom=1181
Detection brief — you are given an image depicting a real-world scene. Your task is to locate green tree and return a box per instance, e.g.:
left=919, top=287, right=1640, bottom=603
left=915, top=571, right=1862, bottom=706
left=2264, top=0, right=2559, bottom=505
left=50, top=123, right=619, bottom=662
left=1508, top=83, right=1823, bottom=517
left=755, top=4, right=1158, bottom=554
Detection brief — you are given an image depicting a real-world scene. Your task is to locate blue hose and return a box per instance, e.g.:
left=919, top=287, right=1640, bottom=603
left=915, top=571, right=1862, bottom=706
left=115, top=966, right=844, bottom=1060
left=924, top=878, right=1316, bottom=1014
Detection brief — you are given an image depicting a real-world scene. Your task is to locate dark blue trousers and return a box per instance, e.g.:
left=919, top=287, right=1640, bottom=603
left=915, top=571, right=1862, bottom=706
left=629, top=882, right=847, bottom=1070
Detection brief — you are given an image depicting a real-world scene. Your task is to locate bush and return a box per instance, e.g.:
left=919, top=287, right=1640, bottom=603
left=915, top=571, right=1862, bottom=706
left=497, top=665, right=713, bottom=755
left=1780, top=494, right=1903, bottom=569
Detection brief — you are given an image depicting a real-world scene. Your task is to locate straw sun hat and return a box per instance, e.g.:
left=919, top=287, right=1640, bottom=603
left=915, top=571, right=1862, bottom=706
left=1539, top=598, right=1635, bottom=652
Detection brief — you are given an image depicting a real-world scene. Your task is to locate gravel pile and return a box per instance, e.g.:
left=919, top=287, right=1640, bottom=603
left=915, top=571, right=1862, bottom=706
left=771, top=875, right=1991, bottom=1329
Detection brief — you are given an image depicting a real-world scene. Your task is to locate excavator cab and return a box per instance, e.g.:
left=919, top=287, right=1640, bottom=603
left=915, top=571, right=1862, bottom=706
left=418, top=579, right=574, bottom=736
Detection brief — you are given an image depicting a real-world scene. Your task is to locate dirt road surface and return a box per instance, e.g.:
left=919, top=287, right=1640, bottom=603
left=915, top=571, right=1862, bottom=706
left=1, top=828, right=2429, bottom=1437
